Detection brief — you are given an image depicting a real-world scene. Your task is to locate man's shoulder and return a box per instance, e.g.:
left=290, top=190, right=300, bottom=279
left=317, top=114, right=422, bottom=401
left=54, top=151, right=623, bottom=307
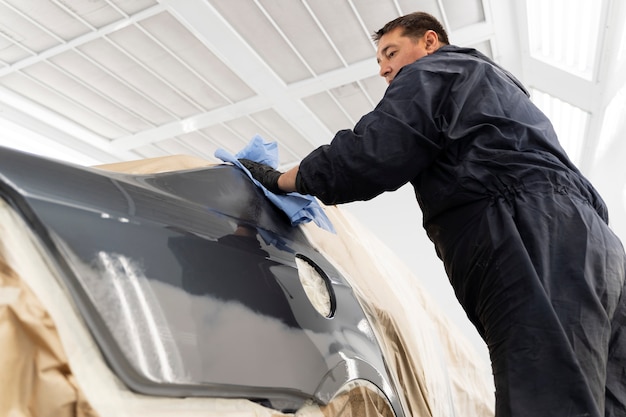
left=401, top=45, right=487, bottom=76
left=431, top=45, right=491, bottom=65
left=416, top=45, right=528, bottom=96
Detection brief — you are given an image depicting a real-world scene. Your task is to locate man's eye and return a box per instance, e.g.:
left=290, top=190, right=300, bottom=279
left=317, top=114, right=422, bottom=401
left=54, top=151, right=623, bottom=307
left=388, top=51, right=396, bottom=58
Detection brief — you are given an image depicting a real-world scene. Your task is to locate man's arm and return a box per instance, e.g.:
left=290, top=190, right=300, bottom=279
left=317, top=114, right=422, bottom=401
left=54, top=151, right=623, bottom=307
left=277, top=166, right=298, bottom=193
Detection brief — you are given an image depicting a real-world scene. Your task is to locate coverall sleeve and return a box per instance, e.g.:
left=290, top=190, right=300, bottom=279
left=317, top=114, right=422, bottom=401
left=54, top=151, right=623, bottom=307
left=298, top=66, right=447, bottom=205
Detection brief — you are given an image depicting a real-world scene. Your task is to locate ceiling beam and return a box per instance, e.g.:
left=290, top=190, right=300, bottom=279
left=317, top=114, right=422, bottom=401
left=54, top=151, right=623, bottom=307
left=0, top=86, right=138, bottom=162
left=486, top=0, right=524, bottom=79
left=0, top=3, right=167, bottom=77
left=579, top=0, right=626, bottom=172
left=112, top=55, right=379, bottom=151
left=451, top=21, right=493, bottom=47
left=157, top=0, right=336, bottom=149
left=524, top=59, right=596, bottom=111
left=0, top=3, right=170, bottom=164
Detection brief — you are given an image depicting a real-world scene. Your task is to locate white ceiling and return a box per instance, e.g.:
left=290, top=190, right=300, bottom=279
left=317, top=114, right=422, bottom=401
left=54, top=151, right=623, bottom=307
left=0, top=0, right=624, bottom=233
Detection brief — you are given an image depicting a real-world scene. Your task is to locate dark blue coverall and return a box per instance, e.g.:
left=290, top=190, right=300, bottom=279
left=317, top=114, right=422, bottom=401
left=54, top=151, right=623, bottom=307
left=297, top=45, right=626, bottom=417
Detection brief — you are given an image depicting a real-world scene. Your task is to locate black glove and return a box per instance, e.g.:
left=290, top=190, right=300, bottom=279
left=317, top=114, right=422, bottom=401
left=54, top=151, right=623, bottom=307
left=238, top=159, right=284, bottom=194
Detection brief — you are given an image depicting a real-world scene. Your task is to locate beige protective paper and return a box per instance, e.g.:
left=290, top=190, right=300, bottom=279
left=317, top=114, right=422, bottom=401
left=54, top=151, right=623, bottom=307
left=0, top=248, right=98, bottom=417
left=95, top=155, right=215, bottom=174
left=0, top=155, right=494, bottom=417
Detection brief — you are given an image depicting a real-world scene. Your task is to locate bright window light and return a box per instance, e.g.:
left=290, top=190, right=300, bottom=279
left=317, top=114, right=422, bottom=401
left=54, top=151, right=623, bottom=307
left=0, top=118, right=101, bottom=166
left=530, top=88, right=589, bottom=165
left=619, top=10, right=626, bottom=65
left=596, top=84, right=626, bottom=158
left=526, top=0, right=603, bottom=80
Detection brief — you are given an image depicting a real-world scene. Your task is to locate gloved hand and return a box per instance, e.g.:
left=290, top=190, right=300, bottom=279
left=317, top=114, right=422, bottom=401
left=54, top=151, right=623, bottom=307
left=238, top=158, right=284, bottom=194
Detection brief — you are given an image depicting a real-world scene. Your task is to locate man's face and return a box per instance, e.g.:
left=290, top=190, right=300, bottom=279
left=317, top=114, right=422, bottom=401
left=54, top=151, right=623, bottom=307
left=376, top=27, right=430, bottom=84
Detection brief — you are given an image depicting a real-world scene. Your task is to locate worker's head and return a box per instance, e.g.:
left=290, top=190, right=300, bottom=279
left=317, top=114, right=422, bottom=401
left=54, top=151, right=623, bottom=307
left=373, top=12, right=449, bottom=84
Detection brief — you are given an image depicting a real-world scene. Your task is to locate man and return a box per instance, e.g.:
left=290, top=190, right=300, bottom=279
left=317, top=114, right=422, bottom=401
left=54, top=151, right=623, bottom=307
left=240, top=12, right=626, bottom=417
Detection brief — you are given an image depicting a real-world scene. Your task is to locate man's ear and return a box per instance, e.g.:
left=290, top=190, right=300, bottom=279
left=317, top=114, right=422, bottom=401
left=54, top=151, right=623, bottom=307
left=424, top=30, right=440, bottom=53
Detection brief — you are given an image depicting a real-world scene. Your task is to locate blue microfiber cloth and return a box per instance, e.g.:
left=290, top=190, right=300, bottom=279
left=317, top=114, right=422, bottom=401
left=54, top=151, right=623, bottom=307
left=215, top=135, right=336, bottom=233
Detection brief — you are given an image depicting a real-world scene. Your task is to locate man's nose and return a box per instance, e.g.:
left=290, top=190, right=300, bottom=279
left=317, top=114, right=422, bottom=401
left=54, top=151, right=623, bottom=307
left=379, top=63, right=390, bottom=78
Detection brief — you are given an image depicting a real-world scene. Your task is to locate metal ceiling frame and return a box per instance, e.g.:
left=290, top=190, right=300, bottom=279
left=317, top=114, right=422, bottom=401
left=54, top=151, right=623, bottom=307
left=0, top=0, right=472, bottom=165
left=514, top=0, right=622, bottom=172
left=0, top=0, right=622, bottom=173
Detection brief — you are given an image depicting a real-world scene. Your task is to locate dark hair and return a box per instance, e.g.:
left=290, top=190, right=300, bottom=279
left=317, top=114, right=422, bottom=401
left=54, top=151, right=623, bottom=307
left=372, top=12, right=449, bottom=45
